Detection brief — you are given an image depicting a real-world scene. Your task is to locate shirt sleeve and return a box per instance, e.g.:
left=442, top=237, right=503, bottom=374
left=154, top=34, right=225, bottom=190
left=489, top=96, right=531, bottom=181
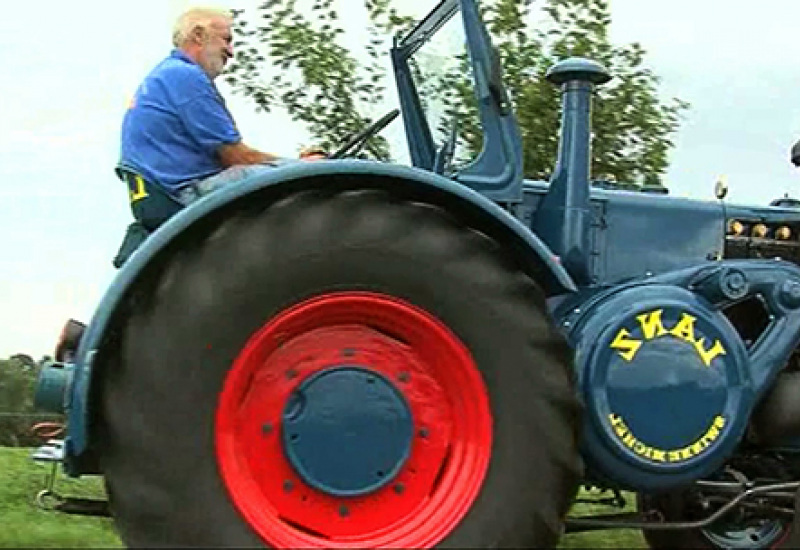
left=165, top=66, right=242, bottom=153
left=177, top=92, right=242, bottom=153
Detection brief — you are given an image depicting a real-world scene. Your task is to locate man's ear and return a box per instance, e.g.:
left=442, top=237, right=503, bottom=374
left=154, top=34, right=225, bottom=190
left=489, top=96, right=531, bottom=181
left=192, top=26, right=207, bottom=44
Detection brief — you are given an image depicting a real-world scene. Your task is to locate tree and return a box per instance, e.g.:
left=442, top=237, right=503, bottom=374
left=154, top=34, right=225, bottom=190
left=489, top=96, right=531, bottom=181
left=226, top=0, right=414, bottom=159
left=228, top=0, right=687, bottom=186
left=0, top=355, right=48, bottom=447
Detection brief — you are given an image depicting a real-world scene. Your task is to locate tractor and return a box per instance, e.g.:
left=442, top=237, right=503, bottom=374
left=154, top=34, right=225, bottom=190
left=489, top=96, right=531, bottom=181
left=33, top=0, right=800, bottom=547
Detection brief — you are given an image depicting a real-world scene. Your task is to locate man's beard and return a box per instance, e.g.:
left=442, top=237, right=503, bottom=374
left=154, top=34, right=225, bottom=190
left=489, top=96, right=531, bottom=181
left=202, top=45, right=225, bottom=79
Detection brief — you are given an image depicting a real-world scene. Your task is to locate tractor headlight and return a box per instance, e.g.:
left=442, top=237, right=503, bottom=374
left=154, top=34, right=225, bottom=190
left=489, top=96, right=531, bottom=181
left=752, top=223, right=769, bottom=238
left=727, top=220, right=745, bottom=236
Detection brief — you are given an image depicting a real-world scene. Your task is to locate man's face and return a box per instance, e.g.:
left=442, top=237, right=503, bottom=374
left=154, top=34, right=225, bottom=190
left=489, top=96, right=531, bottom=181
left=198, top=18, right=233, bottom=80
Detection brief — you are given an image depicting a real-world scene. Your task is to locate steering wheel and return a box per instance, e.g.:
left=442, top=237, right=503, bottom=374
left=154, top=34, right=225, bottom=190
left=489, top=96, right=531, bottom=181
left=329, top=109, right=400, bottom=159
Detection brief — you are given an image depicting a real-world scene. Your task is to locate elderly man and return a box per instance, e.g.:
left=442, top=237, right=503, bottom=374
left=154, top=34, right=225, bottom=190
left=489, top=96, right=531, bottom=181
left=113, top=8, right=285, bottom=266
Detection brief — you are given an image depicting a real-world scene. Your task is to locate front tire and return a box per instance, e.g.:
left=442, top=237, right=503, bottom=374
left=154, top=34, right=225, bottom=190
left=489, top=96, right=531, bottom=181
left=638, top=491, right=790, bottom=549
left=98, top=188, right=581, bottom=548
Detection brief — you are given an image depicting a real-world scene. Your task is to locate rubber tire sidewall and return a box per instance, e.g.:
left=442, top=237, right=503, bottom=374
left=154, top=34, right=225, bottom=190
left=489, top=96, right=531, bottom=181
left=98, top=189, right=581, bottom=548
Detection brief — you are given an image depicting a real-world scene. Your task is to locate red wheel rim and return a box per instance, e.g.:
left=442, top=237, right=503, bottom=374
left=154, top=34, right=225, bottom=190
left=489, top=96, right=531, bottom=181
left=215, top=292, right=493, bottom=548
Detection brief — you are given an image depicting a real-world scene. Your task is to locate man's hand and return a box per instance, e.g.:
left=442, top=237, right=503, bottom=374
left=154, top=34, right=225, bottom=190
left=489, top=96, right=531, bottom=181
left=299, top=146, right=328, bottom=161
left=218, top=142, right=279, bottom=166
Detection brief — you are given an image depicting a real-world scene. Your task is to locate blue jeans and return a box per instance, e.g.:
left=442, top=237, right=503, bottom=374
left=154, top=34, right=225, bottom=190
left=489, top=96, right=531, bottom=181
left=114, top=164, right=278, bottom=268
left=174, top=164, right=278, bottom=206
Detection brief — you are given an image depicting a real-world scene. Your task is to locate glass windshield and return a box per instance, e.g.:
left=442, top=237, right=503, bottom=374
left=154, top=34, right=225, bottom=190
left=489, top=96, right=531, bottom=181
left=406, top=14, right=481, bottom=170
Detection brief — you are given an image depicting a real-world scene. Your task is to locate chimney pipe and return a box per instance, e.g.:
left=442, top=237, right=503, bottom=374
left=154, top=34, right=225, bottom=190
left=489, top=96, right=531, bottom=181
left=534, top=57, right=611, bottom=286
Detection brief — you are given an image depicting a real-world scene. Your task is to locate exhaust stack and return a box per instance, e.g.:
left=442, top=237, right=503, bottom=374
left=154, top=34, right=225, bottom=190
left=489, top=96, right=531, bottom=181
left=534, top=58, right=611, bottom=286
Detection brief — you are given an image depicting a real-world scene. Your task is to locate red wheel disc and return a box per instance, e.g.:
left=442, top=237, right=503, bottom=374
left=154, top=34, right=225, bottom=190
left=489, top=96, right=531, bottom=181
left=215, top=292, right=493, bottom=548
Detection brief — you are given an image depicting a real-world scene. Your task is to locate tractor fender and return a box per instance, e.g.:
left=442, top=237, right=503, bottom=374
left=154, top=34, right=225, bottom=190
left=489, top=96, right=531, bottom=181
left=65, top=160, right=575, bottom=463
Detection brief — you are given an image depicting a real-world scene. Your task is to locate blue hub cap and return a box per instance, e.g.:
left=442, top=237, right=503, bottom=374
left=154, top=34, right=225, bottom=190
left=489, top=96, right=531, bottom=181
left=281, top=366, right=414, bottom=497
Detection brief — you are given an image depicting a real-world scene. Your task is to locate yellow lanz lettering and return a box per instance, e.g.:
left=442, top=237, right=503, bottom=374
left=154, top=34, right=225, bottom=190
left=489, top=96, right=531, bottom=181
left=637, top=309, right=668, bottom=339
left=693, top=338, right=726, bottom=367
left=608, top=413, right=725, bottom=463
left=609, top=309, right=727, bottom=366
left=670, top=313, right=697, bottom=342
left=609, top=328, right=642, bottom=361
left=129, top=176, right=149, bottom=203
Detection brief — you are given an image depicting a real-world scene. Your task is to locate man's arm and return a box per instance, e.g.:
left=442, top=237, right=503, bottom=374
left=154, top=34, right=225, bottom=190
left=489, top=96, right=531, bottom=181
left=217, top=141, right=280, bottom=166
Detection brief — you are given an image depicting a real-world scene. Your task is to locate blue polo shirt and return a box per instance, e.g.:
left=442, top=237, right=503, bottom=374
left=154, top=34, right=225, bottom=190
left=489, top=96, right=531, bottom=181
left=119, top=50, right=241, bottom=194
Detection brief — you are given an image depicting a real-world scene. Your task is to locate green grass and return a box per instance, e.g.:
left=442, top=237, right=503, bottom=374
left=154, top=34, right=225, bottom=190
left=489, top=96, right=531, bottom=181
left=560, top=493, right=647, bottom=549
left=0, top=446, right=646, bottom=548
left=0, top=446, right=121, bottom=548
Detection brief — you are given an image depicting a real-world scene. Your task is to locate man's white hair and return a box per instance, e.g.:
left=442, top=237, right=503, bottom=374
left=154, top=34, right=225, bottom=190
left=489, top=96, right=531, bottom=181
left=172, top=7, right=233, bottom=47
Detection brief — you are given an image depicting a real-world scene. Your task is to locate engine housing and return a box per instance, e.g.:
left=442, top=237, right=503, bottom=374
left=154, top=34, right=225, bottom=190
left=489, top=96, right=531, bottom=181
left=559, top=284, right=753, bottom=491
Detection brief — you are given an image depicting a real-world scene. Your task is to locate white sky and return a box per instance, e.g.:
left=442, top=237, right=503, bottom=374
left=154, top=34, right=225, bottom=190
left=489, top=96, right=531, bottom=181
left=2, top=0, right=800, bottom=358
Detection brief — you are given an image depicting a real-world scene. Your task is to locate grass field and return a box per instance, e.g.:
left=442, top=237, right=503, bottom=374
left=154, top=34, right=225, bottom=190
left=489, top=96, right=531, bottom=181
left=0, top=446, right=645, bottom=548
left=0, top=446, right=120, bottom=548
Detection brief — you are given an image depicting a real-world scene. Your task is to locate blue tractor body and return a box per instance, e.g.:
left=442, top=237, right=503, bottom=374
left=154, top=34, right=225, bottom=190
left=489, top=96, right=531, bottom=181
left=35, top=0, right=800, bottom=546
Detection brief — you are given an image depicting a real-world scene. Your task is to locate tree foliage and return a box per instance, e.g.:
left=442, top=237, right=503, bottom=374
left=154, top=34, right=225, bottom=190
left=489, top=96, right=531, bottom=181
left=0, top=355, right=57, bottom=447
left=228, top=0, right=687, bottom=186
left=226, top=0, right=414, bottom=159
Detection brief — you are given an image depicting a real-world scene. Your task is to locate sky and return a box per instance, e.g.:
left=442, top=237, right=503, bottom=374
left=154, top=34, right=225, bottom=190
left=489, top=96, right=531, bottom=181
left=2, top=0, right=800, bottom=358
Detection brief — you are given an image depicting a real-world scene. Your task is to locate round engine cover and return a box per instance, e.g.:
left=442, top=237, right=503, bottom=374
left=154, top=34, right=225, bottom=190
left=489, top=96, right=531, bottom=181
left=567, top=284, right=752, bottom=491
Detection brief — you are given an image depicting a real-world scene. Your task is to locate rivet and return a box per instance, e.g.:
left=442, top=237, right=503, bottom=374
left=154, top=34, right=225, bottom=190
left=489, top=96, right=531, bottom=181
left=339, top=505, right=349, bottom=517
left=342, top=348, right=355, bottom=357
left=261, top=423, right=273, bottom=435
left=283, top=480, right=294, bottom=492
left=418, top=428, right=429, bottom=438
left=394, top=483, right=405, bottom=494
left=398, top=372, right=410, bottom=383
left=286, top=369, right=298, bottom=380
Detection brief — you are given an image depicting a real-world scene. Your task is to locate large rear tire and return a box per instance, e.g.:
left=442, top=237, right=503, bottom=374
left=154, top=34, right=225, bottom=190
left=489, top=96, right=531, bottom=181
left=97, top=188, right=581, bottom=548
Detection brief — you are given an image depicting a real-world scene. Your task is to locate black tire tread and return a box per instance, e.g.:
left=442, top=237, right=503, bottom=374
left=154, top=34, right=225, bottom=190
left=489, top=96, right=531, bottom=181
left=98, top=188, right=581, bottom=548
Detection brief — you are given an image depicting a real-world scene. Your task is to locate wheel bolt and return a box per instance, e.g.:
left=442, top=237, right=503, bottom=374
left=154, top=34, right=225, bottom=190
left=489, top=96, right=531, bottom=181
left=398, top=372, right=410, bottom=383
left=394, top=483, right=405, bottom=494
left=261, top=423, right=273, bottom=435
left=283, top=480, right=294, bottom=492
left=418, top=427, right=429, bottom=438
left=342, top=348, right=355, bottom=357
left=286, top=369, right=298, bottom=380
left=339, top=505, right=349, bottom=517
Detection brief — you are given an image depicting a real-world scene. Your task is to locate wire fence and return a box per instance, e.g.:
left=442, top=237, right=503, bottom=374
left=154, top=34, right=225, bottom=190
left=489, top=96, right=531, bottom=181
left=0, top=411, right=65, bottom=447
left=0, top=412, right=63, bottom=418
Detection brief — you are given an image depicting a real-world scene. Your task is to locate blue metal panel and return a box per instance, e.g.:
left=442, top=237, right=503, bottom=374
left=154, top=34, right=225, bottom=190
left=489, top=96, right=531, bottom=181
left=597, top=192, right=725, bottom=284
left=62, top=160, right=575, bottom=471
left=523, top=181, right=727, bottom=285
left=553, top=259, right=800, bottom=490
left=282, top=366, right=413, bottom=497
left=568, top=285, right=750, bottom=490
left=725, top=202, right=800, bottom=224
